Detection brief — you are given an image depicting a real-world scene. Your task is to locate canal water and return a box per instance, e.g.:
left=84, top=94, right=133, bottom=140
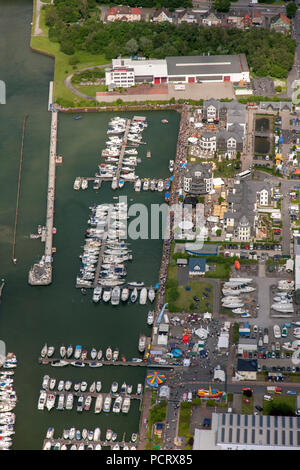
left=0, top=0, right=180, bottom=449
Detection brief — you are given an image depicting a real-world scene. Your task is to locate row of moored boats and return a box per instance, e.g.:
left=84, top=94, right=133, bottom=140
left=0, top=353, right=18, bottom=450
left=43, top=427, right=138, bottom=450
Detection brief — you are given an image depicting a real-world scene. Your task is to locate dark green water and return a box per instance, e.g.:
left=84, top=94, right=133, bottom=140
left=0, top=0, right=180, bottom=449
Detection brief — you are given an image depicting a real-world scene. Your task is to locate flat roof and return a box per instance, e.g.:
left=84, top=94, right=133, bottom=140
left=112, top=58, right=168, bottom=77
left=166, top=54, right=249, bottom=76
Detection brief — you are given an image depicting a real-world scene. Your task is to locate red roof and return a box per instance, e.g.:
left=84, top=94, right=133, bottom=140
left=295, top=169, right=300, bottom=175
left=280, top=13, right=290, bottom=24
left=108, top=6, right=141, bottom=16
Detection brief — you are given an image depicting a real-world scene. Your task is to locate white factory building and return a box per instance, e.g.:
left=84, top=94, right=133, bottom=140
left=105, top=54, right=250, bottom=88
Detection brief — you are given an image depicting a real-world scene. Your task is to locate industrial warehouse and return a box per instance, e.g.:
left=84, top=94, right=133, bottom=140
left=105, top=54, right=250, bottom=88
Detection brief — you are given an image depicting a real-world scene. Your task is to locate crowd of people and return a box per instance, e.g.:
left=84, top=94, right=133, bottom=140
left=156, top=105, right=190, bottom=314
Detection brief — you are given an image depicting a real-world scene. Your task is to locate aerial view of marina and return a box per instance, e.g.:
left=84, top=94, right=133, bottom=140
left=4, top=0, right=300, bottom=456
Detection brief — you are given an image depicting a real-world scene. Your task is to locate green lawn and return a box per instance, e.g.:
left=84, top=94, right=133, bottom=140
left=73, top=84, right=108, bottom=97
left=30, top=3, right=107, bottom=106
left=263, top=395, right=296, bottom=415
left=167, top=279, right=213, bottom=313
left=241, top=396, right=254, bottom=414
left=178, top=402, right=193, bottom=439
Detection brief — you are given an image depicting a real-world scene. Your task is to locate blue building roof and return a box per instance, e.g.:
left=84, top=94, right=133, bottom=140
left=188, top=258, right=206, bottom=274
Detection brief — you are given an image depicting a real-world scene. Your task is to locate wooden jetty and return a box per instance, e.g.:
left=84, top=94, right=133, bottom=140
left=92, top=205, right=113, bottom=289
left=28, top=110, right=59, bottom=285
left=115, top=119, right=131, bottom=185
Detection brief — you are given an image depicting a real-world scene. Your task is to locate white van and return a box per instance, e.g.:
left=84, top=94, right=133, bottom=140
left=187, top=392, right=193, bottom=403
left=264, top=395, right=272, bottom=401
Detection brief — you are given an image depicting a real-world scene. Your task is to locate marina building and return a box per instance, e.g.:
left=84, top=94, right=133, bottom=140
left=105, top=54, right=250, bottom=88
left=182, top=162, right=214, bottom=196
left=223, top=179, right=274, bottom=241
left=193, top=413, right=300, bottom=450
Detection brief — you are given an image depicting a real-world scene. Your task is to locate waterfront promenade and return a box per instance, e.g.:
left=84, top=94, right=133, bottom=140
left=28, top=110, right=58, bottom=285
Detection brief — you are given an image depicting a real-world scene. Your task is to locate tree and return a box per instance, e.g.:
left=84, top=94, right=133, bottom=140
left=69, top=55, right=79, bottom=66
left=45, top=6, right=59, bottom=26
left=213, top=0, right=231, bottom=12
left=124, top=38, right=139, bottom=56
left=216, top=229, right=222, bottom=237
left=286, top=2, right=297, bottom=18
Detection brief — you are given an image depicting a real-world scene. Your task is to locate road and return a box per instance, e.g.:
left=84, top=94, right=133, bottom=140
left=64, top=64, right=110, bottom=100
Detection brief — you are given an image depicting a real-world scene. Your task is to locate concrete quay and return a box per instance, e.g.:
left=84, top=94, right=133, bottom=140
left=28, top=110, right=58, bottom=286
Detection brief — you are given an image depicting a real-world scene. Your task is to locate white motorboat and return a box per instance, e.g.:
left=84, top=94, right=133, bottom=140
left=169, top=160, right=174, bottom=172
left=77, top=395, right=84, bottom=412
left=96, top=381, right=102, bottom=392
left=82, top=428, right=88, bottom=440
left=47, top=346, right=55, bottom=357
left=111, top=381, right=118, bottom=394
left=38, top=391, right=47, bottom=410
left=66, top=345, right=73, bottom=358
left=121, top=287, right=130, bottom=302
left=89, top=381, right=96, bottom=393
left=138, top=334, right=146, bottom=353
left=143, top=179, right=150, bottom=191
left=112, top=396, right=122, bottom=413
left=74, top=382, right=80, bottom=392
left=106, top=429, right=113, bottom=440
left=273, top=325, right=281, bottom=338
left=113, top=348, right=119, bottom=361
left=131, top=287, right=138, bottom=303
left=94, top=427, right=101, bottom=442
left=73, top=177, right=81, bottom=190
left=41, top=344, right=48, bottom=358
left=90, top=348, right=97, bottom=360
left=46, top=427, right=55, bottom=439
left=80, top=381, right=88, bottom=392
left=122, top=397, right=131, bottom=414
left=111, top=286, right=121, bottom=305
left=231, top=308, right=246, bottom=315
left=121, top=382, right=127, bottom=393
left=131, top=433, right=138, bottom=443
left=271, top=302, right=294, bottom=313
left=81, top=179, right=88, bottom=190
left=95, top=394, right=103, bottom=414
left=147, top=310, right=154, bottom=326
left=134, top=178, right=141, bottom=192
left=106, top=347, right=113, bottom=361
left=97, top=349, right=102, bottom=360
left=84, top=395, right=92, bottom=411
left=229, top=278, right=253, bottom=284
left=65, top=394, right=74, bottom=410
left=111, top=177, right=118, bottom=190
left=60, top=345, right=66, bottom=358
left=49, top=378, right=56, bottom=390
left=92, top=286, right=102, bottom=303
left=103, top=396, right=112, bottom=413
left=57, top=380, right=64, bottom=392
left=42, top=375, right=50, bottom=390
left=126, top=384, right=133, bottom=394
left=137, top=384, right=142, bottom=395
left=157, top=180, right=164, bottom=192
left=74, top=345, right=82, bottom=359
left=57, top=394, right=65, bottom=410
left=139, top=287, right=148, bottom=305
left=148, top=287, right=155, bottom=303
left=102, top=289, right=112, bottom=302
left=46, top=394, right=56, bottom=411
